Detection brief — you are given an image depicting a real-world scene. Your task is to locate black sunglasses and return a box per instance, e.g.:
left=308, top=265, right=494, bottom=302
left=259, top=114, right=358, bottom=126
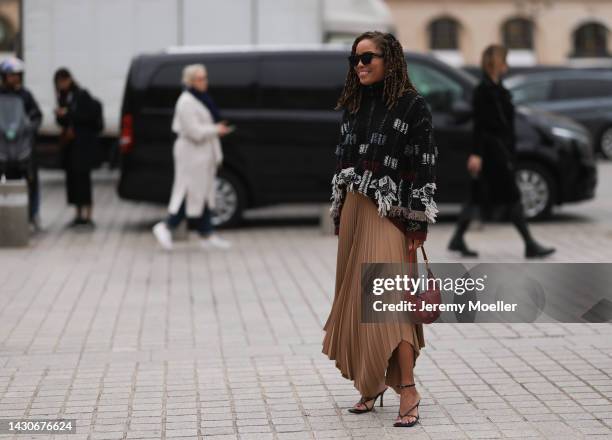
left=348, top=52, right=384, bottom=67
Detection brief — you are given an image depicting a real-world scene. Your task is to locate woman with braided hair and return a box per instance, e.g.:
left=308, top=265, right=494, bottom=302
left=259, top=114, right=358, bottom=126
left=322, top=31, right=438, bottom=428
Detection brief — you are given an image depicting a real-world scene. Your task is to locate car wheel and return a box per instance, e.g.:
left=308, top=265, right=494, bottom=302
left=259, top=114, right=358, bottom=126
left=515, top=162, right=556, bottom=220
left=599, top=126, right=612, bottom=160
left=212, top=170, right=246, bottom=228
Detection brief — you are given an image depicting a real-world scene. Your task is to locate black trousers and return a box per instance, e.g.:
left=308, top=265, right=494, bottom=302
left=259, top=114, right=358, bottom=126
left=453, top=178, right=534, bottom=246
left=65, top=166, right=92, bottom=207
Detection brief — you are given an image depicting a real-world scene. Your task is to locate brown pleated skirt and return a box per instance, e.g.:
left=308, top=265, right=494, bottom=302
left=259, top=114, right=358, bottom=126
left=322, top=191, right=425, bottom=397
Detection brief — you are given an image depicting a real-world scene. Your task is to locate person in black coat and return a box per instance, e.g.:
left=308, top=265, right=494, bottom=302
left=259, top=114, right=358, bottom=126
left=448, top=45, right=555, bottom=258
left=54, top=68, right=99, bottom=227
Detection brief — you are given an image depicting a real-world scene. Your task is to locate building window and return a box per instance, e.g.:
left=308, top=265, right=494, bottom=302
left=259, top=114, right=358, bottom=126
left=573, top=22, right=609, bottom=57
left=502, top=17, right=534, bottom=50
left=0, top=16, right=15, bottom=52
left=429, top=17, right=459, bottom=51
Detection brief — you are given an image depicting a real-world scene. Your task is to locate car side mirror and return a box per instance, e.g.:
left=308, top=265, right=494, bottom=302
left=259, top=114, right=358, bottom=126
left=451, top=100, right=472, bottom=124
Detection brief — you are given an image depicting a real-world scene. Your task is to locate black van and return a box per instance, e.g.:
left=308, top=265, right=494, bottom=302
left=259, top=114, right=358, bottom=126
left=118, top=45, right=597, bottom=225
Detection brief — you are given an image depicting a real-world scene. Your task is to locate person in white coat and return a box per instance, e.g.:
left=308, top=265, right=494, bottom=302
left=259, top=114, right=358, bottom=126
left=153, top=64, right=232, bottom=250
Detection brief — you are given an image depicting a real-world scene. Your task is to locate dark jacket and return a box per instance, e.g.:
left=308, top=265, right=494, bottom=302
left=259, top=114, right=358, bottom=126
left=0, top=86, right=43, bottom=132
left=472, top=74, right=521, bottom=204
left=56, top=85, right=99, bottom=172
left=331, top=80, right=438, bottom=241
left=472, top=74, right=516, bottom=157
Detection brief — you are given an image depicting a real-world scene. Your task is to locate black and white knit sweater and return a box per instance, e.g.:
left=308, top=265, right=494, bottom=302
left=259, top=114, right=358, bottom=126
left=330, top=80, right=439, bottom=241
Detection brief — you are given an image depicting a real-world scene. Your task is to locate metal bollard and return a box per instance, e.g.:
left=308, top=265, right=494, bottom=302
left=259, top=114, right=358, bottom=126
left=0, top=178, right=29, bottom=247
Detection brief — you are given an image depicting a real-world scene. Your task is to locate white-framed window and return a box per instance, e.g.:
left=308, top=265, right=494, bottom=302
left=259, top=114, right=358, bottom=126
left=428, top=17, right=464, bottom=67
left=502, top=17, right=536, bottom=66
left=572, top=22, right=610, bottom=58
left=429, top=17, right=459, bottom=51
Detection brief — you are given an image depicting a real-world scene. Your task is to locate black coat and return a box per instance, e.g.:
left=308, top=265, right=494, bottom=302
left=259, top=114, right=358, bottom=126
left=472, top=74, right=521, bottom=204
left=56, top=85, right=99, bottom=172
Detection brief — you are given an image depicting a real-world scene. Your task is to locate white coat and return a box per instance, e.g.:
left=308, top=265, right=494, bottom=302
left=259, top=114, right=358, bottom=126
left=167, top=91, right=223, bottom=217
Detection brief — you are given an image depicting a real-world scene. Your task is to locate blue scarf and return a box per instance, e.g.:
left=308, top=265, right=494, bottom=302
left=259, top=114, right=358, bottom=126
left=188, top=87, right=222, bottom=122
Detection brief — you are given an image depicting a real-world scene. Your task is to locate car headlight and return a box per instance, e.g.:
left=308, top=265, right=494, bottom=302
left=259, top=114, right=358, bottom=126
left=551, top=126, right=592, bottom=159
left=551, top=127, right=578, bottom=140
left=551, top=126, right=589, bottom=144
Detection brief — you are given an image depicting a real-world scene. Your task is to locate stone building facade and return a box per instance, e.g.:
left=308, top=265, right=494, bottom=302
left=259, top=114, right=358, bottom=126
left=386, top=0, right=612, bottom=66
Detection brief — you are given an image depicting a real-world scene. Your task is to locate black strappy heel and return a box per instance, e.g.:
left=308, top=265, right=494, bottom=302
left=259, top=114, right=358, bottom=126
left=393, top=383, right=420, bottom=427
left=347, top=387, right=387, bottom=414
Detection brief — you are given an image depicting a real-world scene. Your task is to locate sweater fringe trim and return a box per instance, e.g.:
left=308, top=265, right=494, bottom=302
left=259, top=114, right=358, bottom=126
left=330, top=168, right=438, bottom=224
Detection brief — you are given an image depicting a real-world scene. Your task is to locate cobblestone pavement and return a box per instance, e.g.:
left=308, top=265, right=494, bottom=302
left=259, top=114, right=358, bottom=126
left=1, top=163, right=612, bottom=440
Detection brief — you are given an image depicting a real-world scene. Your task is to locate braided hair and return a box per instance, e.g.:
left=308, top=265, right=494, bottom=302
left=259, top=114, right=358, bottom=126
left=335, top=31, right=417, bottom=114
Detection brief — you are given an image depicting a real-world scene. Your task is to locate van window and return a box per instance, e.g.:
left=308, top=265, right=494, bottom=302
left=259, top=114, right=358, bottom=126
left=552, top=78, right=612, bottom=101
left=259, top=55, right=346, bottom=110
left=510, top=80, right=552, bottom=104
left=144, top=57, right=258, bottom=109
left=408, top=61, right=464, bottom=111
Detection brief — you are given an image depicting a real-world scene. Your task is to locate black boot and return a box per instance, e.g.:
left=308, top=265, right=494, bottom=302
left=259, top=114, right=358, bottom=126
left=525, top=241, right=556, bottom=258
left=508, top=202, right=556, bottom=259
left=448, top=203, right=479, bottom=257
left=448, top=235, right=479, bottom=257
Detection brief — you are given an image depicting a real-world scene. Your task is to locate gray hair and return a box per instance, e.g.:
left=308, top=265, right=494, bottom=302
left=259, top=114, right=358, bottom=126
left=182, top=64, right=207, bottom=87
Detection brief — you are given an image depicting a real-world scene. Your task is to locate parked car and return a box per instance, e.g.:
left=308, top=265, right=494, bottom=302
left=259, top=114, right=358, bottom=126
left=504, top=70, right=612, bottom=159
left=118, top=45, right=597, bottom=225
left=463, top=64, right=574, bottom=80
left=463, top=64, right=612, bottom=80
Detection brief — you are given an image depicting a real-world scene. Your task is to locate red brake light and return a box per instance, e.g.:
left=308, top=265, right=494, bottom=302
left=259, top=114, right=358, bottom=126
left=120, top=114, right=134, bottom=154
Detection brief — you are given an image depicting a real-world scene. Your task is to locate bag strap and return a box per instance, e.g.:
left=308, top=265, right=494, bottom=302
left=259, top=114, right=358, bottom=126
left=419, top=245, right=431, bottom=272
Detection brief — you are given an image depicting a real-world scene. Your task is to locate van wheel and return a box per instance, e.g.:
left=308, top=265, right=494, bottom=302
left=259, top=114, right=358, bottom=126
left=599, top=126, right=612, bottom=160
left=515, top=162, right=556, bottom=220
left=212, top=170, right=245, bottom=228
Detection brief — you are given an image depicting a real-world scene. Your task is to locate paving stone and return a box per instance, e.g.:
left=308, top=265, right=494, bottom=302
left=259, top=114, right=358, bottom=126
left=1, top=168, right=612, bottom=440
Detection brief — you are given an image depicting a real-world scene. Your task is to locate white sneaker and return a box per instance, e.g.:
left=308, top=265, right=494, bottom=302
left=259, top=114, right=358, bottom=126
left=200, top=234, right=232, bottom=250
left=153, top=222, right=173, bottom=250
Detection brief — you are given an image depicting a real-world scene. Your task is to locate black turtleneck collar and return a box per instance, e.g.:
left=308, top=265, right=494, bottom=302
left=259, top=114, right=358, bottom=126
left=483, top=72, right=505, bottom=88
left=362, top=80, right=385, bottom=98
